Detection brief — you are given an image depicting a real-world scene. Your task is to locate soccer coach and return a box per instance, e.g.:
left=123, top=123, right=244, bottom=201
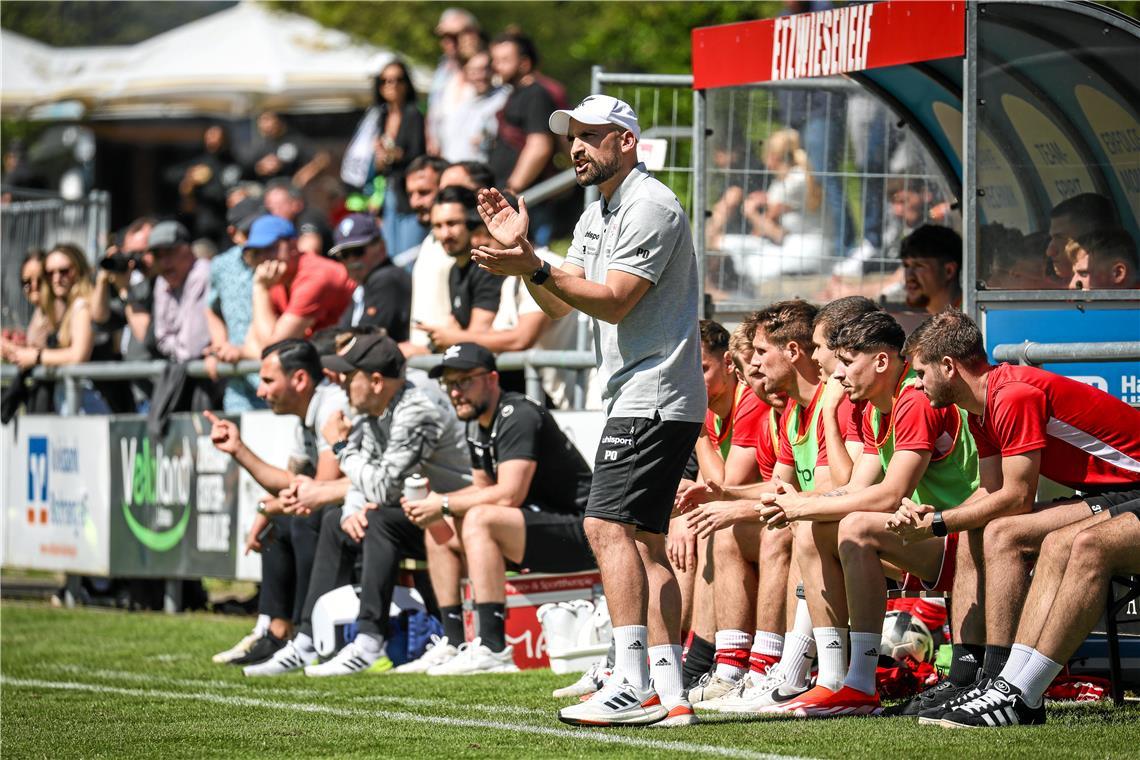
left=471, top=95, right=706, bottom=727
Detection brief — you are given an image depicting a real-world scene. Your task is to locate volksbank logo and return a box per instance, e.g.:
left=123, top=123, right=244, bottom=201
left=27, top=436, right=48, bottom=524
left=120, top=437, right=193, bottom=552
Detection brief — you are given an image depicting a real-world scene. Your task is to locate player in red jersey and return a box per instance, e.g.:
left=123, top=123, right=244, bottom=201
left=889, top=309, right=1140, bottom=723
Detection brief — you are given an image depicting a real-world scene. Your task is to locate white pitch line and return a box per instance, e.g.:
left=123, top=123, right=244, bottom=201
left=45, top=665, right=550, bottom=716
left=3, top=676, right=814, bottom=760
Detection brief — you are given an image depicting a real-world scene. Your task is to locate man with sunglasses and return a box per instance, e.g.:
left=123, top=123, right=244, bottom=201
left=400, top=342, right=594, bottom=675
left=331, top=213, right=411, bottom=342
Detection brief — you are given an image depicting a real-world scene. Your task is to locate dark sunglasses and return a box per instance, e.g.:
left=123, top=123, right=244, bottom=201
left=46, top=266, right=74, bottom=278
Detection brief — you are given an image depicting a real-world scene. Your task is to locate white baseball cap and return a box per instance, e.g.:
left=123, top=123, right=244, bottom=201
left=549, top=95, right=641, bottom=140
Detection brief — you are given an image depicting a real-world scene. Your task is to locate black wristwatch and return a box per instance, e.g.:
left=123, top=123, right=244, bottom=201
left=332, top=440, right=348, bottom=456
left=530, top=259, right=552, bottom=285
left=931, top=511, right=948, bottom=537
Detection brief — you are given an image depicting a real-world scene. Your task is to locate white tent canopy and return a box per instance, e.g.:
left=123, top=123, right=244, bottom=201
left=1, top=2, right=429, bottom=119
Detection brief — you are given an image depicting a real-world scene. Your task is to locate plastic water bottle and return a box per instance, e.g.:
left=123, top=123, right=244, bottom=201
left=404, top=475, right=453, bottom=543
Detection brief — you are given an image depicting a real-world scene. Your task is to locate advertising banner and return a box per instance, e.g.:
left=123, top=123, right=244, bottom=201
left=108, top=414, right=240, bottom=578
left=233, top=410, right=303, bottom=582
left=984, top=307, right=1140, bottom=404
left=5, top=416, right=111, bottom=574
left=692, top=1, right=965, bottom=90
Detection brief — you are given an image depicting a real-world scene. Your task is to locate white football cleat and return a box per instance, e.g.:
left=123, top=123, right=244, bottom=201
left=558, top=678, right=669, bottom=727
left=552, top=663, right=613, bottom=699
left=687, top=671, right=741, bottom=704
left=391, top=635, right=458, bottom=674
left=212, top=632, right=261, bottom=664
left=716, top=673, right=809, bottom=714
left=304, top=639, right=382, bottom=678
left=242, top=640, right=316, bottom=677
left=427, top=638, right=518, bottom=675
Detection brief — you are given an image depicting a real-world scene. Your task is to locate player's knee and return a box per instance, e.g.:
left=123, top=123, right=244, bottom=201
left=1068, top=528, right=1108, bottom=571
left=983, top=514, right=1029, bottom=557
left=836, top=512, right=878, bottom=556
left=460, top=505, right=495, bottom=541
left=1038, top=524, right=1077, bottom=563
left=714, top=529, right=744, bottom=563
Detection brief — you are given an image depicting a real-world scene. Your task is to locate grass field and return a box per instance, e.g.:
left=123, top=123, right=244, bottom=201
left=3, top=601, right=1138, bottom=759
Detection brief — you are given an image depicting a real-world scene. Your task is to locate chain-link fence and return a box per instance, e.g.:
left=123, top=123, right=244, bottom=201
left=592, top=70, right=959, bottom=317
left=1, top=188, right=110, bottom=332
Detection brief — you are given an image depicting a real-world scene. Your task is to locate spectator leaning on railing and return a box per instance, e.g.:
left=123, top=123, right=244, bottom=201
left=247, top=215, right=354, bottom=345
left=149, top=221, right=211, bottom=362
left=2, top=244, right=95, bottom=371
left=330, top=213, right=411, bottom=342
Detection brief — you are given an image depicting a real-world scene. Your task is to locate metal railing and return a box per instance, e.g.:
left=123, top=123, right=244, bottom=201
left=0, top=349, right=599, bottom=416
left=1, top=188, right=111, bottom=331
left=992, top=341, right=1140, bottom=365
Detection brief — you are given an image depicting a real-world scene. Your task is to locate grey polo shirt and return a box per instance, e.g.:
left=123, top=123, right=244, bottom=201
left=565, top=163, right=706, bottom=423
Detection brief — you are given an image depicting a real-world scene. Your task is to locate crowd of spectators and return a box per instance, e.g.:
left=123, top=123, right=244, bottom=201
left=2, top=11, right=586, bottom=417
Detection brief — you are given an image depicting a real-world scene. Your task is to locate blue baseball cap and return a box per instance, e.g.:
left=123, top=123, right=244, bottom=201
left=243, top=215, right=297, bottom=250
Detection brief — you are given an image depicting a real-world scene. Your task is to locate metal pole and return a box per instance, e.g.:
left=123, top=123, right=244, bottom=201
left=962, top=3, right=979, bottom=322
left=63, top=376, right=81, bottom=416
left=693, top=87, right=708, bottom=319
left=573, top=369, right=587, bottom=410
left=524, top=363, right=544, bottom=402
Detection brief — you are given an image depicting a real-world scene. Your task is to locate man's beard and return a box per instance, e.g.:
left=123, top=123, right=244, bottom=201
left=456, top=398, right=489, bottom=421
left=576, top=154, right=621, bottom=188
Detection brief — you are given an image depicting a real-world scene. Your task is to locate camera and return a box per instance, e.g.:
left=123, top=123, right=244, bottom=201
left=99, top=252, right=142, bottom=273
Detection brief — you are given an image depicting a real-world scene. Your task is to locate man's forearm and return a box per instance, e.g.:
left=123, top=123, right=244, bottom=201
left=250, top=284, right=277, bottom=345
left=507, top=134, right=554, bottom=193
left=944, top=487, right=1032, bottom=532
left=540, top=266, right=637, bottom=324
left=233, top=444, right=292, bottom=494
left=523, top=276, right=574, bottom=319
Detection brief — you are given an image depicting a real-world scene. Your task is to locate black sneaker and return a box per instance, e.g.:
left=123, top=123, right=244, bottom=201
left=884, top=678, right=968, bottom=717
left=916, top=675, right=991, bottom=724
left=229, top=633, right=285, bottom=666
left=939, top=678, right=1046, bottom=728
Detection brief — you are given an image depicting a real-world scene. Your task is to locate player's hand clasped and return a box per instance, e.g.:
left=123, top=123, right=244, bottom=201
left=886, top=497, right=936, bottom=543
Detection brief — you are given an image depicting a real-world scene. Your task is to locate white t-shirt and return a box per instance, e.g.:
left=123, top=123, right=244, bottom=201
left=408, top=233, right=455, bottom=347
left=288, top=381, right=350, bottom=475
left=767, top=167, right=824, bottom=236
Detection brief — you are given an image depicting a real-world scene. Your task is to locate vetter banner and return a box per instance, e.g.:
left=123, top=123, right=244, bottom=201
left=6, top=416, right=111, bottom=574
left=108, top=415, right=240, bottom=578
left=691, top=1, right=965, bottom=90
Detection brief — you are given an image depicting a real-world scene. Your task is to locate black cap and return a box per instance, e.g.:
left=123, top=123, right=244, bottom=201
left=428, top=342, right=497, bottom=378
left=147, top=220, right=191, bottom=250
left=227, top=197, right=265, bottom=233
left=321, top=334, right=406, bottom=378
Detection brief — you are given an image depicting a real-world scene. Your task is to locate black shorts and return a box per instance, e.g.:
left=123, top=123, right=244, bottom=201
left=519, top=507, right=595, bottom=573
left=1087, top=488, right=1140, bottom=517
left=585, top=415, right=703, bottom=534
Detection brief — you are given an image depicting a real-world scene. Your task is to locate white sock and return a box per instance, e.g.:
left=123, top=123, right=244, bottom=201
left=293, top=632, right=316, bottom=655
left=773, top=631, right=816, bottom=690
left=253, top=614, right=270, bottom=636
left=649, top=644, right=685, bottom=706
left=813, top=626, right=848, bottom=691
left=997, top=643, right=1034, bottom=684
left=844, top=631, right=881, bottom=696
left=613, top=625, right=650, bottom=689
left=354, top=632, right=385, bottom=656
left=714, top=629, right=752, bottom=679
left=752, top=630, right=784, bottom=657
left=1007, top=648, right=1063, bottom=707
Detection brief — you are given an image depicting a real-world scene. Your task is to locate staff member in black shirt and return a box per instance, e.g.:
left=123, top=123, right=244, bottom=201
left=331, top=213, right=411, bottom=342
left=404, top=343, right=595, bottom=676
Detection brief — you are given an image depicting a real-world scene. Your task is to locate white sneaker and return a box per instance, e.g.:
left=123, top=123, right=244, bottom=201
left=648, top=698, right=699, bottom=728
left=558, top=678, right=668, bottom=727
left=687, top=671, right=741, bottom=704
left=391, top=635, right=458, bottom=674
left=717, top=673, right=809, bottom=714
left=242, top=640, right=316, bottom=677
left=212, top=632, right=261, bottom=664
left=697, top=671, right=759, bottom=712
left=427, top=638, right=518, bottom=675
left=552, top=663, right=613, bottom=699
left=304, top=638, right=383, bottom=678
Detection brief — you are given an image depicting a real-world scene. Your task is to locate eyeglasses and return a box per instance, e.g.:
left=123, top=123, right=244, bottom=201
left=336, top=246, right=369, bottom=260
left=45, top=266, right=74, bottom=279
left=21, top=278, right=41, bottom=292
left=441, top=371, right=489, bottom=393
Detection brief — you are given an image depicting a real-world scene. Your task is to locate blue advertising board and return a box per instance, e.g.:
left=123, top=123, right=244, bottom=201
left=984, top=307, right=1140, bottom=404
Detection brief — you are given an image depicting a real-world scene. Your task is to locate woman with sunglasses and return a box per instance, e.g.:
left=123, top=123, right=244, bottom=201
left=2, top=244, right=95, bottom=371
left=341, top=58, right=427, bottom=257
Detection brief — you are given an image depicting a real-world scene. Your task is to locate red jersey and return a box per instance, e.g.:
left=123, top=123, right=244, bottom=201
left=270, top=252, right=355, bottom=336
left=776, top=383, right=831, bottom=469
left=968, top=364, right=1140, bottom=489
left=705, top=383, right=767, bottom=458
left=756, top=406, right=781, bottom=480
left=838, top=395, right=867, bottom=445
left=863, top=383, right=962, bottom=459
